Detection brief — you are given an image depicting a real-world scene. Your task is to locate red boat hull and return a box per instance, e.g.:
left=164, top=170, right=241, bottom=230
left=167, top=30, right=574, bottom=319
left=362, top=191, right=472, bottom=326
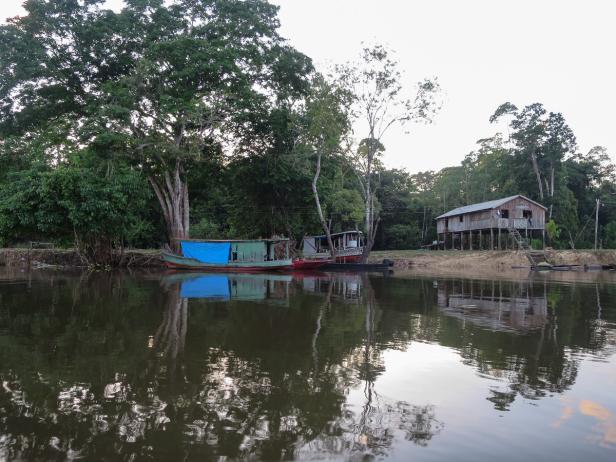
left=334, top=254, right=362, bottom=263
left=292, top=259, right=333, bottom=270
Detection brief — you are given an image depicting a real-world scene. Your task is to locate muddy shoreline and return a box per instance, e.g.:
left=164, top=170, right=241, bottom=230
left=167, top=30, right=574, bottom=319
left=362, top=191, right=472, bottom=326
left=0, top=248, right=164, bottom=268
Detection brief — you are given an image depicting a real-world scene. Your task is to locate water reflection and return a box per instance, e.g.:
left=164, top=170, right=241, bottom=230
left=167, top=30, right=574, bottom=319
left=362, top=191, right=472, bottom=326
left=162, top=272, right=292, bottom=303
left=437, top=278, right=548, bottom=332
left=0, top=270, right=615, bottom=460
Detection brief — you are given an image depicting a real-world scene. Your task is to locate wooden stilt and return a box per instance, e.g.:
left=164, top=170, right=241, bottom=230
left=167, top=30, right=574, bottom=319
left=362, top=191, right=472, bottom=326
left=469, top=230, right=473, bottom=250
left=490, top=228, right=494, bottom=250
left=542, top=229, right=545, bottom=249
left=498, top=227, right=501, bottom=250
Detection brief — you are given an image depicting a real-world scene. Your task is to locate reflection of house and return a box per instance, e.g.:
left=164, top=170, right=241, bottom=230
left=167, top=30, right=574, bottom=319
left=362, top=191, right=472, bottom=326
left=435, top=195, right=546, bottom=250
left=437, top=279, right=547, bottom=332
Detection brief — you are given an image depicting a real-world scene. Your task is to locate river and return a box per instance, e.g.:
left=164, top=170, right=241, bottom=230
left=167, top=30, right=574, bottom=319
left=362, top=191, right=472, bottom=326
left=0, top=269, right=615, bottom=461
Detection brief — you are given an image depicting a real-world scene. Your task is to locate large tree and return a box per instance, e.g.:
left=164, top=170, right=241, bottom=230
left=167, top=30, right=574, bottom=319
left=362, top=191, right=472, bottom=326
left=299, top=75, right=353, bottom=256
left=0, top=0, right=312, bottom=251
left=490, top=102, right=577, bottom=219
left=338, top=45, right=440, bottom=261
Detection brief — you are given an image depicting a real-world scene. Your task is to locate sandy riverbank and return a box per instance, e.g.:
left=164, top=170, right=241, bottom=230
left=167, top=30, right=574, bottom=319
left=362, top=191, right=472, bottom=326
left=369, top=249, right=616, bottom=276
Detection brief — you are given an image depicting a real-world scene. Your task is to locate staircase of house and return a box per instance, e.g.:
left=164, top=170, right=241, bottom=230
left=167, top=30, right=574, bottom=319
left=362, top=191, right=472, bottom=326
left=508, top=226, right=530, bottom=250
left=507, top=226, right=549, bottom=266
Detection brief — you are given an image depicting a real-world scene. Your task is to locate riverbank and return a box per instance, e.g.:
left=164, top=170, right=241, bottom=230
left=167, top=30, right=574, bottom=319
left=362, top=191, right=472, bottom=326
left=2, top=247, right=616, bottom=272
left=370, top=249, right=616, bottom=271
left=0, top=248, right=163, bottom=268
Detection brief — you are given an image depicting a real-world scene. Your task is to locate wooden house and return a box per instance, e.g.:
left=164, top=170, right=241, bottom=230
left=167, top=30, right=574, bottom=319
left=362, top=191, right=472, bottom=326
left=435, top=195, right=546, bottom=250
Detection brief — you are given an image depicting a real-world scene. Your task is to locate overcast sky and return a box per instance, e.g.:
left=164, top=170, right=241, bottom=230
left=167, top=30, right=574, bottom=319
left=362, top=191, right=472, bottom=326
left=2, top=0, right=615, bottom=173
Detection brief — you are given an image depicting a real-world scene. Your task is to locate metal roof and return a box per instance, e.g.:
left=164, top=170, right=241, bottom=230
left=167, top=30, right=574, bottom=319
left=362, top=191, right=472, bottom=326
left=435, top=195, right=546, bottom=220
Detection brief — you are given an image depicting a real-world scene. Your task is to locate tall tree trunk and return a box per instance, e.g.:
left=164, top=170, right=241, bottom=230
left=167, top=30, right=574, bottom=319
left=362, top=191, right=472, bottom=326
left=149, top=159, right=190, bottom=253
left=530, top=149, right=544, bottom=200
left=362, top=210, right=380, bottom=263
left=549, top=164, right=555, bottom=219
left=312, top=151, right=335, bottom=257
left=361, top=145, right=375, bottom=263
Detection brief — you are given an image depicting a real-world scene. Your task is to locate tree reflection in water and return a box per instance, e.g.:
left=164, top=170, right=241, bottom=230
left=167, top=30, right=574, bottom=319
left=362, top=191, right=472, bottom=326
left=0, top=270, right=614, bottom=460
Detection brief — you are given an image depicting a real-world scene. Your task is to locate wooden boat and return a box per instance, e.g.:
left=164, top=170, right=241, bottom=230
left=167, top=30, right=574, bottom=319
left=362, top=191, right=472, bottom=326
left=162, top=238, right=292, bottom=271
left=301, top=231, right=365, bottom=263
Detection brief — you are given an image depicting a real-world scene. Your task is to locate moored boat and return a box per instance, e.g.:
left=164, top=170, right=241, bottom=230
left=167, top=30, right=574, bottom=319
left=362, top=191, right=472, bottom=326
left=301, top=231, right=365, bottom=263
left=162, top=238, right=292, bottom=271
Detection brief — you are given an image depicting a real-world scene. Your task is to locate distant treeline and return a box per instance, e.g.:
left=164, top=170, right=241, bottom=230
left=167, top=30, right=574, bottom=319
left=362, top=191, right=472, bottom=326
left=0, top=1, right=614, bottom=264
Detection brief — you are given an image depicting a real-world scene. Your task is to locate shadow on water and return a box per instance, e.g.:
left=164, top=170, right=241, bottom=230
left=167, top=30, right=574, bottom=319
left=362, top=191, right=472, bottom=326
left=0, top=269, right=615, bottom=460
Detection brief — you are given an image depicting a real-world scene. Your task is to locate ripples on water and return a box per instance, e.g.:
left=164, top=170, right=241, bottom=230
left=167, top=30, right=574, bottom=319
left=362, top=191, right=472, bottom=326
left=0, top=269, right=615, bottom=461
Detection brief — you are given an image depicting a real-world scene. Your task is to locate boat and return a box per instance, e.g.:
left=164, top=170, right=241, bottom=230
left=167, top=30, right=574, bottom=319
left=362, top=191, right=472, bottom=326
left=162, top=238, right=292, bottom=271
left=301, top=231, right=365, bottom=264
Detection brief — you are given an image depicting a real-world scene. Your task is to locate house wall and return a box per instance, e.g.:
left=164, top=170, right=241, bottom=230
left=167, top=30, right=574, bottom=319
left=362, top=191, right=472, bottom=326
left=499, top=197, right=546, bottom=229
left=436, top=197, right=546, bottom=233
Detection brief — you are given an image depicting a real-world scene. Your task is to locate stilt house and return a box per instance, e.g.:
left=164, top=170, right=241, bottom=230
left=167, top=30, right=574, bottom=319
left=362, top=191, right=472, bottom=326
left=435, top=195, right=546, bottom=250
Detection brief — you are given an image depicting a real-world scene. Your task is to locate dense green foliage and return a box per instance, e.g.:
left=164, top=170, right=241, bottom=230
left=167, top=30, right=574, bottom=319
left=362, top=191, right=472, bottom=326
left=1, top=1, right=615, bottom=261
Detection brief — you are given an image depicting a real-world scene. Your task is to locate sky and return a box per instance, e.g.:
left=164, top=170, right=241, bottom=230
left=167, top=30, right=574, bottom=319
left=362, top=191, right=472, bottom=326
left=2, top=0, right=615, bottom=174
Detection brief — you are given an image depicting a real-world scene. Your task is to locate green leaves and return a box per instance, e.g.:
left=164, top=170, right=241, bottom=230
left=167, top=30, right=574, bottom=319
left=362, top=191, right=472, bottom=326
left=0, top=163, right=152, bottom=250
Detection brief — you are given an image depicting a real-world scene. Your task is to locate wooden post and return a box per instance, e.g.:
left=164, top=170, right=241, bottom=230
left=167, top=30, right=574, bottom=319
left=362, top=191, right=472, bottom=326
left=595, top=197, right=600, bottom=250
left=469, top=230, right=473, bottom=250
left=542, top=228, right=545, bottom=249
left=490, top=228, right=493, bottom=250
left=451, top=232, right=455, bottom=250
left=498, top=227, right=501, bottom=250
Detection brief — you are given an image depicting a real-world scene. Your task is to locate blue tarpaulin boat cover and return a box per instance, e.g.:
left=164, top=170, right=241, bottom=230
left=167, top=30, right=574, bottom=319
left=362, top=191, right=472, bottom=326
left=181, top=241, right=231, bottom=264
left=180, top=275, right=230, bottom=299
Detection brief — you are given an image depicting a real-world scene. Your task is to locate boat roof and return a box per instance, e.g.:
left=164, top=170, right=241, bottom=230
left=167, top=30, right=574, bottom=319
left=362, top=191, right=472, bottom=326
left=304, top=231, right=363, bottom=239
left=435, top=195, right=547, bottom=219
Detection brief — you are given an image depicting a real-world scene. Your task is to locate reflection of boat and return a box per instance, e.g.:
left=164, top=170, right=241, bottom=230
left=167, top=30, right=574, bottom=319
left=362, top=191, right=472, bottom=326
left=321, top=260, right=393, bottom=272
left=162, top=238, right=292, bottom=271
left=299, top=272, right=363, bottom=301
left=301, top=231, right=364, bottom=263
left=163, top=272, right=293, bottom=301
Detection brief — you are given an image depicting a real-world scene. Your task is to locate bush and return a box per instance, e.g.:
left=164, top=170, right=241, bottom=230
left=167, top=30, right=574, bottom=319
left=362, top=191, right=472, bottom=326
left=0, top=165, right=152, bottom=265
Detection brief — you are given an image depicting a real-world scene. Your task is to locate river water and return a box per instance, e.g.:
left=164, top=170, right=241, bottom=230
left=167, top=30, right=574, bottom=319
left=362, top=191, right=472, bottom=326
left=1, top=269, right=615, bottom=461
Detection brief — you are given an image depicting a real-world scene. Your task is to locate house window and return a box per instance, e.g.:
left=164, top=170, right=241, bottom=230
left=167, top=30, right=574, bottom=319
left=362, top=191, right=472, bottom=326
left=500, top=209, right=509, bottom=219
left=459, top=215, right=463, bottom=223
left=523, top=210, right=532, bottom=219
left=445, top=219, right=449, bottom=227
